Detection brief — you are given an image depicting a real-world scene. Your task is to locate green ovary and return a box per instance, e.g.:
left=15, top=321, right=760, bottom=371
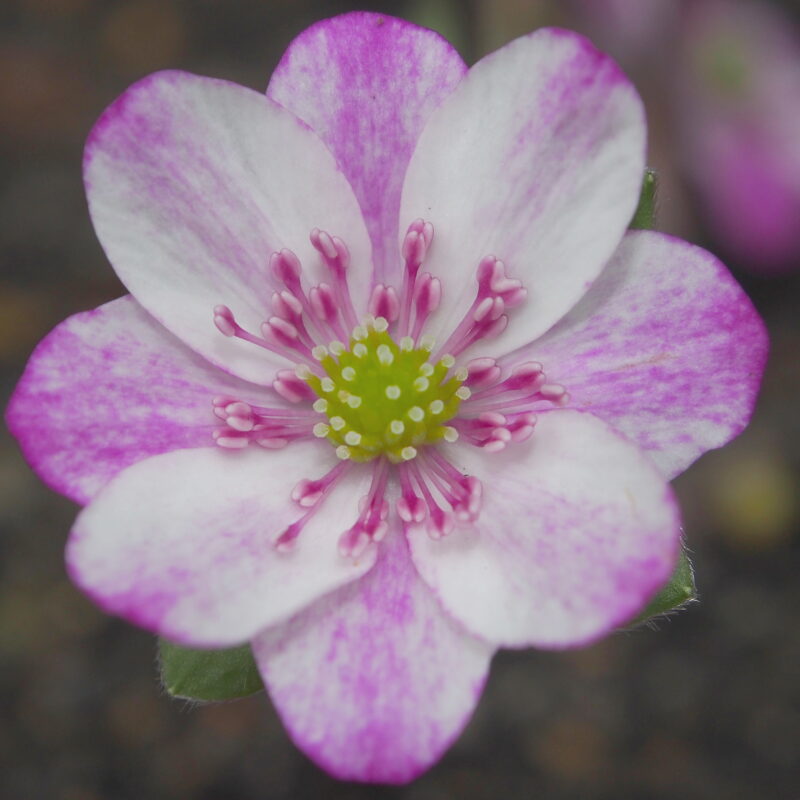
left=304, top=319, right=468, bottom=463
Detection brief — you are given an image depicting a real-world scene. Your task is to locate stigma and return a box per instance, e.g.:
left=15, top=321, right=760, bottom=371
left=303, top=317, right=463, bottom=463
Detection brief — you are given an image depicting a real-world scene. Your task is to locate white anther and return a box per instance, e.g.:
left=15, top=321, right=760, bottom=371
left=399, top=336, right=414, bottom=351
left=346, top=395, right=362, bottom=408
left=313, top=422, right=330, bottom=438
left=373, top=317, right=389, bottom=333
left=429, top=399, right=445, bottom=415
left=337, top=390, right=349, bottom=401
left=442, top=426, right=459, bottom=442
left=330, top=416, right=346, bottom=431
left=455, top=386, right=472, bottom=400
left=401, top=446, right=417, bottom=461
left=440, top=354, right=455, bottom=369
left=214, top=434, right=249, bottom=449
left=353, top=343, right=368, bottom=358
left=419, top=335, right=435, bottom=352
left=377, top=344, right=394, bottom=365
left=294, top=364, right=312, bottom=379
left=345, top=431, right=362, bottom=446
left=336, top=445, right=351, bottom=460
left=352, top=325, right=368, bottom=341
left=455, top=367, right=468, bottom=381
left=329, top=341, right=345, bottom=356
left=312, top=345, right=328, bottom=361
left=420, top=362, right=434, bottom=377
left=413, top=377, right=430, bottom=392
left=341, top=366, right=356, bottom=381
left=385, top=385, right=401, bottom=399
left=408, top=406, right=424, bottom=422
left=390, top=420, right=405, bottom=435
left=312, top=399, right=328, bottom=413
left=321, top=377, right=335, bottom=393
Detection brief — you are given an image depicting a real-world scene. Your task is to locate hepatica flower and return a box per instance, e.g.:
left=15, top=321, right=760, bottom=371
left=7, top=13, right=766, bottom=784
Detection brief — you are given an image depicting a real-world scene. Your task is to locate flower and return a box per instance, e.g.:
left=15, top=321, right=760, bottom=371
left=6, top=12, right=766, bottom=784
left=567, top=0, right=800, bottom=274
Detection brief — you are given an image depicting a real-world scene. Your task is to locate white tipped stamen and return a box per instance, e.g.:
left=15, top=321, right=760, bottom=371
left=312, top=345, right=328, bottom=360
left=419, top=363, right=434, bottom=377
left=399, top=336, right=414, bottom=351
left=329, top=340, right=345, bottom=356
left=341, top=366, right=356, bottom=381
left=440, top=355, right=455, bottom=368
left=443, top=426, right=459, bottom=442
left=419, top=335, right=435, bottom=352
left=330, top=416, right=346, bottom=431
left=455, top=386, right=472, bottom=400
left=385, top=385, right=401, bottom=399
left=294, top=364, right=312, bottom=379
left=373, top=317, right=389, bottom=332
left=377, top=344, right=394, bottom=365
left=313, top=422, right=330, bottom=438
left=312, top=399, right=329, bottom=413
left=429, top=400, right=444, bottom=415
left=390, top=420, right=405, bottom=435
left=455, top=367, right=469, bottom=381
left=353, top=343, right=368, bottom=358
left=352, top=325, right=367, bottom=341
left=346, top=395, right=362, bottom=408
left=413, top=377, right=430, bottom=392
left=401, top=446, right=417, bottom=461
left=336, top=445, right=351, bottom=460
left=321, top=377, right=335, bottom=393
left=408, top=406, right=424, bottom=422
left=345, top=431, right=362, bottom=446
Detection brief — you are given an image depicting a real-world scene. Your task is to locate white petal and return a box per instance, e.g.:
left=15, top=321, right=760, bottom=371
left=516, top=231, right=769, bottom=478
left=400, top=28, right=645, bottom=356
left=84, top=71, right=372, bottom=383
left=67, top=444, right=376, bottom=647
left=268, top=12, right=465, bottom=287
left=407, top=411, right=680, bottom=648
left=254, top=528, right=492, bottom=783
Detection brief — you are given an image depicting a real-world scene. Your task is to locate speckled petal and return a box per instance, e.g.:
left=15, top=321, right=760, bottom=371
left=400, top=27, right=645, bottom=356
left=267, top=12, right=466, bottom=287
left=515, top=231, right=769, bottom=478
left=6, top=296, right=281, bottom=505
left=84, top=70, right=372, bottom=383
left=253, top=529, right=492, bottom=784
left=67, top=444, right=375, bottom=647
left=407, top=411, right=681, bottom=648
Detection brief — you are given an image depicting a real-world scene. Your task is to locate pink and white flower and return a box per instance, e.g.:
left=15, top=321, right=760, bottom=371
left=6, top=13, right=766, bottom=784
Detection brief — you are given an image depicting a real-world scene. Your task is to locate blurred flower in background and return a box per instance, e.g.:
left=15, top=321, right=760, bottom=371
left=565, top=0, right=800, bottom=275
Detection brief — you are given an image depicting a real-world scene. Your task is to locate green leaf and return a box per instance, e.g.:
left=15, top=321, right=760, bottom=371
left=629, top=168, right=658, bottom=231
left=631, top=547, right=696, bottom=625
left=158, top=639, right=264, bottom=702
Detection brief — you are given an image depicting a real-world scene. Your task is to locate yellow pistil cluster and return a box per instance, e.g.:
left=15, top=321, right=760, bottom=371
left=303, top=317, right=469, bottom=462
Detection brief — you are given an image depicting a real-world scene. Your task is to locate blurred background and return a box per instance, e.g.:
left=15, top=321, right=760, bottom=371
left=1, top=0, right=798, bottom=798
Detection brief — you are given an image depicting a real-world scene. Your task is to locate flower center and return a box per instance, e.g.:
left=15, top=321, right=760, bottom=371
left=303, top=317, right=468, bottom=463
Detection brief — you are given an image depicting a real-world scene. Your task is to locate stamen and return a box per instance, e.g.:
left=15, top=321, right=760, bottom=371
left=339, top=459, right=390, bottom=559
left=275, top=462, right=351, bottom=551
left=368, top=284, right=400, bottom=323
left=310, top=228, right=358, bottom=329
left=399, top=219, right=434, bottom=334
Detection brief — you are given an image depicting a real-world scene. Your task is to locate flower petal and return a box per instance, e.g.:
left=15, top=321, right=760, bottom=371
left=516, top=231, right=769, bottom=478
left=407, top=411, right=680, bottom=648
left=67, top=444, right=375, bottom=647
left=267, top=12, right=466, bottom=287
left=400, top=27, right=645, bottom=354
left=253, top=529, right=492, bottom=784
left=84, top=70, right=372, bottom=383
left=6, top=296, right=280, bottom=505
